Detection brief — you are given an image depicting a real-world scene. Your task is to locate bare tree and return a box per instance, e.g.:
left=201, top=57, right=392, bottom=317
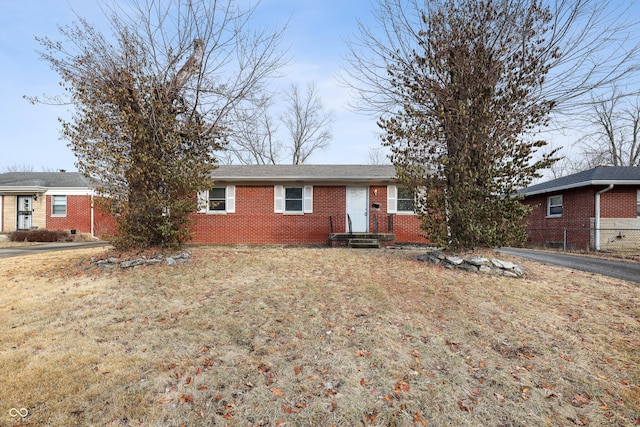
left=1, top=164, right=35, bottom=173
left=227, top=96, right=283, bottom=165
left=282, top=83, right=334, bottom=165
left=30, top=0, right=286, bottom=248
left=577, top=89, right=640, bottom=167
left=343, top=0, right=640, bottom=117
left=0, top=165, right=61, bottom=173
left=367, top=146, right=390, bottom=165
left=226, top=82, right=333, bottom=164
left=342, top=0, right=640, bottom=249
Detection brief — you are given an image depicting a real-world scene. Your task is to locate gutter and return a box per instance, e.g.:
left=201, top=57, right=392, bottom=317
left=520, top=179, right=640, bottom=197
left=594, top=184, right=614, bottom=251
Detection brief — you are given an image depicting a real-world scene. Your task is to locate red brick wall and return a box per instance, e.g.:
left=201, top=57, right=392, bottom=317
left=600, top=187, right=638, bottom=218
left=45, top=195, right=93, bottom=234
left=93, top=198, right=118, bottom=239
left=522, top=185, right=640, bottom=250
left=191, top=185, right=424, bottom=245
left=368, top=185, right=423, bottom=243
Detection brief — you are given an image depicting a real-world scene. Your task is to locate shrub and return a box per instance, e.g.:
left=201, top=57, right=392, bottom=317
left=10, top=229, right=70, bottom=242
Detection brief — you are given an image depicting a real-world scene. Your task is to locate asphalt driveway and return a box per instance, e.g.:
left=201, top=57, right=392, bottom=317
left=498, top=248, right=640, bottom=284
left=0, top=241, right=110, bottom=259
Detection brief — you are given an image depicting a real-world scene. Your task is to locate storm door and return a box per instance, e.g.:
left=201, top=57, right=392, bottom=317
left=346, top=187, right=368, bottom=232
left=17, top=196, right=33, bottom=230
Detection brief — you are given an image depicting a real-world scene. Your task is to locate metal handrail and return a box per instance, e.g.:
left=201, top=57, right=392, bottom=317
left=373, top=214, right=379, bottom=236
left=329, top=213, right=395, bottom=235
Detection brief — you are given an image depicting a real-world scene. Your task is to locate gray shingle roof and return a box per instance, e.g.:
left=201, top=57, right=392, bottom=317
left=520, top=166, right=640, bottom=196
left=0, top=172, right=92, bottom=189
left=210, top=164, right=399, bottom=182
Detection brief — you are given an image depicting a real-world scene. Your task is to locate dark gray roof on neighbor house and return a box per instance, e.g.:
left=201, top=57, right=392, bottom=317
left=210, top=164, right=400, bottom=183
left=0, top=172, right=92, bottom=192
left=520, top=166, right=640, bottom=196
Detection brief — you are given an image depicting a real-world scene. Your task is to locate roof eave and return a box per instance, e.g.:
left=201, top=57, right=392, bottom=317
left=211, top=176, right=398, bottom=183
left=522, top=179, right=640, bottom=196
left=0, top=186, right=48, bottom=193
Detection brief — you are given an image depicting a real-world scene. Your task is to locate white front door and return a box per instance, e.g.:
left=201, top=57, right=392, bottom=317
left=17, top=196, right=33, bottom=230
left=346, top=187, right=368, bottom=232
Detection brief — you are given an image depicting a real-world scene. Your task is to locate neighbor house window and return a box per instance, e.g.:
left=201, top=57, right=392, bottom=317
left=198, top=185, right=235, bottom=214
left=547, top=195, right=563, bottom=217
left=274, top=185, right=313, bottom=214
left=51, top=195, right=67, bottom=216
left=637, top=190, right=640, bottom=217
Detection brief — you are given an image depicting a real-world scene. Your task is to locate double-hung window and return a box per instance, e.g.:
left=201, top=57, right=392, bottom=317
left=209, top=188, right=227, bottom=211
left=547, top=195, right=563, bottom=217
left=274, top=185, right=313, bottom=214
left=387, top=185, right=416, bottom=214
left=51, top=195, right=67, bottom=216
left=285, top=187, right=303, bottom=212
left=198, top=186, right=235, bottom=214
left=397, top=188, right=415, bottom=213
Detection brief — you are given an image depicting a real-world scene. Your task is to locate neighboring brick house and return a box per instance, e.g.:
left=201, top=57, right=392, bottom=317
left=193, top=165, right=424, bottom=246
left=0, top=166, right=426, bottom=246
left=0, top=172, right=95, bottom=236
left=520, top=166, right=640, bottom=251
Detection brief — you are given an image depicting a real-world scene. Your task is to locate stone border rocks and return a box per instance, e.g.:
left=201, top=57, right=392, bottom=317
left=417, top=250, right=524, bottom=278
left=90, top=251, right=191, bottom=270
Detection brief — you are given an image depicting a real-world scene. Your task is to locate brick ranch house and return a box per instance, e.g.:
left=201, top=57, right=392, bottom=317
left=0, top=171, right=98, bottom=237
left=520, top=166, right=640, bottom=251
left=0, top=166, right=425, bottom=246
left=193, top=165, right=424, bottom=246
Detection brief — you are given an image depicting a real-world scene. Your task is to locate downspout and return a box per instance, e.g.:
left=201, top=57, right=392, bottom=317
left=594, top=184, right=614, bottom=251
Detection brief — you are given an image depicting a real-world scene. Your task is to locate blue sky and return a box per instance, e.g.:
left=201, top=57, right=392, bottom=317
left=0, top=0, right=381, bottom=171
left=2, top=1, right=639, bottom=173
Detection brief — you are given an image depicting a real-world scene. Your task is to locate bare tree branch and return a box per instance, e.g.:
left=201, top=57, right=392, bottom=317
left=282, top=83, right=334, bottom=165
left=576, top=88, right=640, bottom=166
left=341, top=0, right=640, bottom=118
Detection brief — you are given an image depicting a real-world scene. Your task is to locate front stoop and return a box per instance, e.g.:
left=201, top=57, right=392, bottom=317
left=329, top=232, right=394, bottom=248
left=348, top=238, right=380, bottom=249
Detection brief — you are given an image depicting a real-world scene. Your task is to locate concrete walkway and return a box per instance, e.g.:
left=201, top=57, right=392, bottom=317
left=497, top=248, right=640, bottom=284
left=0, top=241, right=110, bottom=259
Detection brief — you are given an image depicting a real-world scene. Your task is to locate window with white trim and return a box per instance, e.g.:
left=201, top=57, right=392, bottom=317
left=274, top=185, right=312, bottom=214
left=198, top=185, right=235, bottom=214
left=397, top=187, right=415, bottom=212
left=209, top=187, right=227, bottom=211
left=547, top=194, right=562, bottom=217
left=285, top=187, right=303, bottom=211
left=387, top=185, right=416, bottom=214
left=51, top=195, right=67, bottom=216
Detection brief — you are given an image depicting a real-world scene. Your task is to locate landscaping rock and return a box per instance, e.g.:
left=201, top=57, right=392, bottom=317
left=467, top=256, right=490, bottom=267
left=445, top=256, right=464, bottom=266
left=87, top=251, right=191, bottom=270
left=120, top=259, right=144, bottom=268
left=417, top=250, right=525, bottom=278
left=417, top=252, right=442, bottom=265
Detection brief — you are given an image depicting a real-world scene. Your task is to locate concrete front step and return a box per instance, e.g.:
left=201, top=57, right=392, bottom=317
left=348, top=238, right=380, bottom=249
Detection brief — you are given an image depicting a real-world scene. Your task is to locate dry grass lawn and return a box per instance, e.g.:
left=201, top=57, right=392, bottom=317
left=0, top=246, right=638, bottom=426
